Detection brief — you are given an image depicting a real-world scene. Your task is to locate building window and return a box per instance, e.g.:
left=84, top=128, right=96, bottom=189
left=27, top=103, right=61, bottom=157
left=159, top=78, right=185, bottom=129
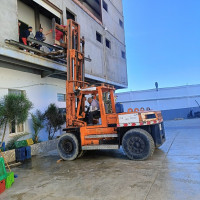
left=66, top=9, right=75, bottom=21
left=103, top=1, right=108, bottom=12
left=96, top=32, right=102, bottom=43
left=10, top=121, right=25, bottom=135
left=105, top=38, right=111, bottom=49
left=8, top=89, right=25, bottom=134
left=119, top=19, right=124, bottom=28
left=77, top=0, right=102, bottom=22
left=9, top=89, right=24, bottom=95
left=121, top=51, right=126, bottom=59
left=57, top=93, right=66, bottom=102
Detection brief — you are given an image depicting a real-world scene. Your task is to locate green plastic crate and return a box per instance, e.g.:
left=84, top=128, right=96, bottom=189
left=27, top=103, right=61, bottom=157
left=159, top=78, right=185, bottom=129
left=15, top=140, right=28, bottom=148
left=5, top=172, right=14, bottom=189
left=0, top=157, right=7, bottom=181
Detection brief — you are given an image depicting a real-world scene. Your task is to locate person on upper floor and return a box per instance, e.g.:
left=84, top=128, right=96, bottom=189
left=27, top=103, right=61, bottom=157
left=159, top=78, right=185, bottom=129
left=20, top=26, right=33, bottom=46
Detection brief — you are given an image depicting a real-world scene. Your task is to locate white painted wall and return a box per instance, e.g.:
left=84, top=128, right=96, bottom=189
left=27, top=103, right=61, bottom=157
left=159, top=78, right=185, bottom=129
left=0, top=68, right=66, bottom=143
left=40, top=14, right=53, bottom=45
left=0, top=0, right=127, bottom=88
left=18, top=0, right=36, bottom=34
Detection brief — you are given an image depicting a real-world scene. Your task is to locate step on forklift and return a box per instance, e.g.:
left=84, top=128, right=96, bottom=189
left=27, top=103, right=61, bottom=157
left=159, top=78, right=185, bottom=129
left=56, top=19, right=166, bottom=161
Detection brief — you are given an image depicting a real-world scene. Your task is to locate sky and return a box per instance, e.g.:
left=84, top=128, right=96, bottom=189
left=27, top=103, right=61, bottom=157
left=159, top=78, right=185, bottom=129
left=118, top=0, right=200, bottom=92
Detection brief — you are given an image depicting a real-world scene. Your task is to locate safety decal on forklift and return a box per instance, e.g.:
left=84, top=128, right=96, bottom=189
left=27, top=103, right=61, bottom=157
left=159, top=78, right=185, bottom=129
left=117, top=119, right=163, bottom=127
left=118, top=113, right=140, bottom=124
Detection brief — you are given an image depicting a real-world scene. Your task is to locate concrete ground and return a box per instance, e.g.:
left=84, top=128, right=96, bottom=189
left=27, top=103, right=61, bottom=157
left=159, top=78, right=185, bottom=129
left=1, top=119, right=200, bottom=200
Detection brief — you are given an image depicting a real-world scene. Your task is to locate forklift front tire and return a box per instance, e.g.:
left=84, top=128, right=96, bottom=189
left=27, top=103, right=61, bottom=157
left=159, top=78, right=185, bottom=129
left=57, top=133, right=79, bottom=161
left=122, top=128, right=155, bottom=160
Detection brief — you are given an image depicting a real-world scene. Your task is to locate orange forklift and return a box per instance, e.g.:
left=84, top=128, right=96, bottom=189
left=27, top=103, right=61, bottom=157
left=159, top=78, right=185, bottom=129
left=57, top=20, right=166, bottom=161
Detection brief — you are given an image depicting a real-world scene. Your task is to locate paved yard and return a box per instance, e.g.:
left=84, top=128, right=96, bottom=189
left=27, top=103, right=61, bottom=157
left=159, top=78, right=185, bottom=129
left=1, top=119, right=200, bottom=200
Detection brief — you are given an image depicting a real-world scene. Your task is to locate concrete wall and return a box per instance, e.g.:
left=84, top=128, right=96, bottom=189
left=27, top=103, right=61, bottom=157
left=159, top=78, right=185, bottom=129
left=0, top=0, right=18, bottom=43
left=0, top=67, right=66, bottom=143
left=0, top=0, right=127, bottom=88
left=116, top=84, right=200, bottom=120
left=18, top=0, right=36, bottom=34
left=50, top=0, right=127, bottom=86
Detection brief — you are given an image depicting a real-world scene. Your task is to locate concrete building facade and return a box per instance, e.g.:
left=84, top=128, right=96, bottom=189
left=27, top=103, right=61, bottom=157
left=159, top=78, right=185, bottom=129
left=0, top=0, right=127, bottom=142
left=116, top=84, right=200, bottom=120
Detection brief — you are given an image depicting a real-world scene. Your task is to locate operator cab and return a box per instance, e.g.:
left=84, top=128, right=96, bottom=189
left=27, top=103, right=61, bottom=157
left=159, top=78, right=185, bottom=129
left=76, top=85, right=117, bottom=127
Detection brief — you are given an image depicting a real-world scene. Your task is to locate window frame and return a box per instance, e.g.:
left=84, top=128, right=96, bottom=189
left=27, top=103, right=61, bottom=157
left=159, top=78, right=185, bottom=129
left=121, top=51, right=126, bottom=59
left=66, top=8, right=76, bottom=21
left=96, top=31, right=102, bottom=43
left=119, top=19, right=124, bottom=28
left=8, top=89, right=26, bottom=135
left=105, top=38, right=111, bottom=49
left=103, top=0, right=108, bottom=12
left=57, top=93, right=66, bottom=102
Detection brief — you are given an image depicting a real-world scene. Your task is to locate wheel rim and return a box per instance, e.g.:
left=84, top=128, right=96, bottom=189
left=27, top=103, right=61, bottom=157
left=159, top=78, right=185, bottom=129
left=128, top=136, right=145, bottom=154
left=62, top=140, right=73, bottom=153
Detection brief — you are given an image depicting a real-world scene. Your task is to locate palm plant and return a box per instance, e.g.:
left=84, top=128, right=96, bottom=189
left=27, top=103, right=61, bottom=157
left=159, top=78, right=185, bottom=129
left=31, top=110, right=44, bottom=143
left=0, top=93, right=33, bottom=145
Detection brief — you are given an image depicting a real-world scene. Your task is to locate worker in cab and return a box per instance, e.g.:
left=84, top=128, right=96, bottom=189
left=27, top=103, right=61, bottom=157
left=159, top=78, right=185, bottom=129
left=87, top=97, right=100, bottom=125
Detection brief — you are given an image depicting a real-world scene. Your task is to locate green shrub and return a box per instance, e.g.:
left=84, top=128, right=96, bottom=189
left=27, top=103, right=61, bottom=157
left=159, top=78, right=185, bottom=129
left=44, top=104, right=65, bottom=140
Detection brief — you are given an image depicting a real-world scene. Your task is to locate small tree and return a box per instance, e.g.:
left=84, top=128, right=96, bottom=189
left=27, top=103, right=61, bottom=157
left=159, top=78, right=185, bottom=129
left=0, top=93, right=33, bottom=144
left=44, top=104, right=65, bottom=140
left=31, top=110, right=44, bottom=143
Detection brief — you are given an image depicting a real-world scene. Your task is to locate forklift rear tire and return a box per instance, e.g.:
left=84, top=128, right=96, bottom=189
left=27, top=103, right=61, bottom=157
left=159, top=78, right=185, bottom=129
left=122, top=128, right=155, bottom=160
left=77, top=150, right=86, bottom=158
left=57, top=133, right=79, bottom=161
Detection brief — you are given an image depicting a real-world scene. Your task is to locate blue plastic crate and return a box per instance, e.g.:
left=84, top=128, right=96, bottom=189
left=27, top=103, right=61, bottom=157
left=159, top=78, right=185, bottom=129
left=25, top=146, right=31, bottom=159
left=0, top=142, right=5, bottom=152
left=15, top=147, right=26, bottom=162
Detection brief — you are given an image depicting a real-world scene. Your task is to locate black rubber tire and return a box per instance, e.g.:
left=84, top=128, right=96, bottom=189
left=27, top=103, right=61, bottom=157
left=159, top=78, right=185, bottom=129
left=57, top=133, right=79, bottom=161
left=77, top=150, right=86, bottom=158
left=122, top=128, right=155, bottom=160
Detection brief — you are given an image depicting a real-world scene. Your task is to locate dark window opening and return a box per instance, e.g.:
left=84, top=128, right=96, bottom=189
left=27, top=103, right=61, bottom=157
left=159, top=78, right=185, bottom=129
left=66, top=9, right=75, bottom=21
left=78, top=0, right=102, bottom=21
left=18, top=20, right=28, bottom=39
left=105, top=38, right=111, bottom=49
left=103, top=1, right=108, bottom=12
left=122, top=51, right=126, bottom=59
left=96, top=32, right=102, bottom=43
left=119, top=19, right=124, bottom=28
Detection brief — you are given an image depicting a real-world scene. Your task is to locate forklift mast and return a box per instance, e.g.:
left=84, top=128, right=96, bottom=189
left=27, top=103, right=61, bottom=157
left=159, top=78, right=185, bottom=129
left=65, top=20, right=86, bottom=127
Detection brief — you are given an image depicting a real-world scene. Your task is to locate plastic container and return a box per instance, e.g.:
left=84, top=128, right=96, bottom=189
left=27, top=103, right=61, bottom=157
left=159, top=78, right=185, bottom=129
left=0, top=158, right=7, bottom=181
left=0, top=142, right=6, bottom=152
left=15, top=147, right=26, bottom=162
left=26, top=138, right=34, bottom=146
left=0, top=179, right=5, bottom=194
left=5, top=172, right=14, bottom=189
left=25, top=146, right=31, bottom=159
left=115, top=103, right=124, bottom=113
left=15, top=140, right=27, bottom=148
